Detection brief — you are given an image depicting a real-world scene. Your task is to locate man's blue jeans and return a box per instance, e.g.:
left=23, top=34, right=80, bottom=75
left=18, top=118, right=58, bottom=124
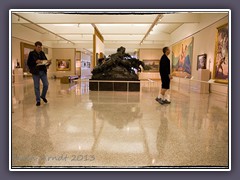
left=32, top=71, right=49, bottom=102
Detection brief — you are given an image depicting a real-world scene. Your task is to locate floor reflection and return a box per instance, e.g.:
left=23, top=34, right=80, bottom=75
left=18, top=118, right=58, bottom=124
left=11, top=79, right=229, bottom=168
left=156, top=106, right=169, bottom=160
left=90, top=92, right=142, bottom=129
left=31, top=105, right=53, bottom=166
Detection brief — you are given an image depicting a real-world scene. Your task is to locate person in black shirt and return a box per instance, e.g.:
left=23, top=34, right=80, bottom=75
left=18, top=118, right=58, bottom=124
left=155, top=47, right=172, bottom=105
left=27, top=41, right=51, bottom=106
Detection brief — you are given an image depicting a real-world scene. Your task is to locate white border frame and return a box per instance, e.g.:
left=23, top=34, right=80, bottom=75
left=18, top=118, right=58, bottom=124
left=9, top=9, right=231, bottom=171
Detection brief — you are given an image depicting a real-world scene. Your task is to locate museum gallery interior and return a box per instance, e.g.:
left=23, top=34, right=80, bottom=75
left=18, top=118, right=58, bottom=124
left=10, top=10, right=230, bottom=169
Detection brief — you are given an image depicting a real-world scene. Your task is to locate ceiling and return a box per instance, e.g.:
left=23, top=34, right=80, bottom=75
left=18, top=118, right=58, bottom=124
left=11, top=10, right=227, bottom=55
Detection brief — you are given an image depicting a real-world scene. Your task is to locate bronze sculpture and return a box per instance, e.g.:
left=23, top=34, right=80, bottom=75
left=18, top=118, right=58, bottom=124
left=91, top=46, right=145, bottom=80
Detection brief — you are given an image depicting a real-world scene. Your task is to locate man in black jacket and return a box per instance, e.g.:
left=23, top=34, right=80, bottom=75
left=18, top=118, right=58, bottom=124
left=27, top=41, right=51, bottom=106
left=156, top=47, right=172, bottom=105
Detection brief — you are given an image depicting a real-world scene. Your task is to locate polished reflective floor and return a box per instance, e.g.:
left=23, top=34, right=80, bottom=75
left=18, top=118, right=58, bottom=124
left=11, top=78, right=229, bottom=168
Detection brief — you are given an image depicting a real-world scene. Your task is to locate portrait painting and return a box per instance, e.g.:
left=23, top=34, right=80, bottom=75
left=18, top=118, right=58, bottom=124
left=197, top=54, right=207, bottom=70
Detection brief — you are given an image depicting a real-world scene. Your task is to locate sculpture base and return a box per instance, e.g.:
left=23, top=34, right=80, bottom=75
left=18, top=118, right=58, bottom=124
left=89, top=80, right=140, bottom=91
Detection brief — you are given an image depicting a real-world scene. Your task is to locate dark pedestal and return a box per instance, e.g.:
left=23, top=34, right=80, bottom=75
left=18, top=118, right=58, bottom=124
left=114, top=82, right=127, bottom=91
left=99, top=82, right=113, bottom=91
left=89, top=80, right=140, bottom=91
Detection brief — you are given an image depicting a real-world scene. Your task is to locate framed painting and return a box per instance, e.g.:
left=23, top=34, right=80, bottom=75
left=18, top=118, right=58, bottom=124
left=20, top=42, right=35, bottom=73
left=213, top=23, right=228, bottom=83
left=197, top=54, right=207, bottom=70
left=172, top=37, right=194, bottom=78
left=142, top=60, right=159, bottom=72
left=56, top=59, right=71, bottom=71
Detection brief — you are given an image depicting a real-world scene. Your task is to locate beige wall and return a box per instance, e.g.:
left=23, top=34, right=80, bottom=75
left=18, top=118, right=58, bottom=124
left=50, top=48, right=76, bottom=77
left=192, top=17, right=228, bottom=94
left=191, top=16, right=228, bottom=80
left=11, top=38, right=21, bottom=72
left=138, top=48, right=162, bottom=60
left=170, top=16, right=229, bottom=94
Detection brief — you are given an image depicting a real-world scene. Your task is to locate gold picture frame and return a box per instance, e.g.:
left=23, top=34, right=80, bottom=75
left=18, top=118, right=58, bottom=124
left=56, top=59, right=71, bottom=71
left=213, top=23, right=229, bottom=84
left=20, top=42, right=35, bottom=73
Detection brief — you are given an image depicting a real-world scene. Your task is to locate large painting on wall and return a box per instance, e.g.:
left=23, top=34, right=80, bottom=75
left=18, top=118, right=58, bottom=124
left=20, top=42, right=35, bottom=73
left=143, top=60, right=159, bottom=72
left=172, top=37, right=194, bottom=78
left=213, top=23, right=228, bottom=83
left=56, top=59, right=71, bottom=71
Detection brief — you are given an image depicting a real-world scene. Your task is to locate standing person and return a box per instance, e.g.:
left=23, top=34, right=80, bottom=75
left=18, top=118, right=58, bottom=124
left=27, top=41, right=51, bottom=106
left=155, top=47, right=172, bottom=105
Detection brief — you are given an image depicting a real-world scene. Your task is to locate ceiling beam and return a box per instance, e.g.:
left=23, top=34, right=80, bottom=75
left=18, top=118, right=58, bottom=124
left=91, top=23, right=104, bottom=42
left=139, top=14, right=163, bottom=45
left=56, top=33, right=146, bottom=35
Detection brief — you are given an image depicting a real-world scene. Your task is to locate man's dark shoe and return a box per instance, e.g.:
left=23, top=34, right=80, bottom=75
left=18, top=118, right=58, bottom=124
left=155, top=97, right=160, bottom=102
left=36, top=102, right=41, bottom=106
left=40, top=96, right=48, bottom=103
left=163, top=99, right=171, bottom=104
left=155, top=97, right=165, bottom=105
left=158, top=98, right=165, bottom=105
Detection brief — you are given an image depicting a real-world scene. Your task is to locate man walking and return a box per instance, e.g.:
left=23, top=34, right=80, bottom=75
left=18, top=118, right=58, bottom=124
left=27, top=41, right=51, bottom=106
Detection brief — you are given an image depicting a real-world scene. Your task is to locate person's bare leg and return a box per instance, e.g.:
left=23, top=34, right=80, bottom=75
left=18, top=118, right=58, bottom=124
left=157, top=88, right=167, bottom=99
left=161, top=88, right=171, bottom=104
left=161, top=88, right=167, bottom=98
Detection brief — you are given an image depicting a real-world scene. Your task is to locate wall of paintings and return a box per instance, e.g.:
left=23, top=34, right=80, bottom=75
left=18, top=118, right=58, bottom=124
left=170, top=16, right=228, bottom=94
